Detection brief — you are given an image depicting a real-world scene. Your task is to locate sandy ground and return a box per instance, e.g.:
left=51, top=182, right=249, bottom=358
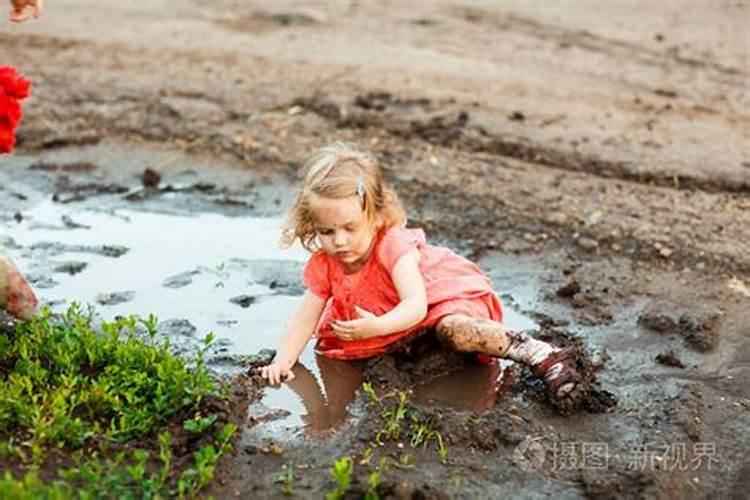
left=1, top=1, right=749, bottom=498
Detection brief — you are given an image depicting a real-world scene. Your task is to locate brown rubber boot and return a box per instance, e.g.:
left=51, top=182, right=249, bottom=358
left=533, top=348, right=583, bottom=399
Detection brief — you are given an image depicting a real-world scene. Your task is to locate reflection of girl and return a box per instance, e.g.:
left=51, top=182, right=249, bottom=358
left=284, top=354, right=363, bottom=432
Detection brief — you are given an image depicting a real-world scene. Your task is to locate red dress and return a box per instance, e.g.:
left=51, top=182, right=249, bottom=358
left=303, top=226, right=503, bottom=360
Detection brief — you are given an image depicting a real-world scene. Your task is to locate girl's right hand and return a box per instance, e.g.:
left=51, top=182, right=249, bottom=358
left=260, top=361, right=296, bottom=386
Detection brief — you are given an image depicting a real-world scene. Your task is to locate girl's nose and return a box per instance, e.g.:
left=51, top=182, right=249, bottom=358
left=333, top=230, right=347, bottom=247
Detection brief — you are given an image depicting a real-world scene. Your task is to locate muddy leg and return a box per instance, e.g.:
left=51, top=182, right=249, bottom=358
left=436, top=315, right=579, bottom=398
left=435, top=314, right=511, bottom=356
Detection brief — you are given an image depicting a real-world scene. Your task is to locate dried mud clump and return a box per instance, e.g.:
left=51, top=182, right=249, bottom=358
left=553, top=277, right=613, bottom=326
left=638, top=302, right=721, bottom=352
left=655, top=350, right=685, bottom=368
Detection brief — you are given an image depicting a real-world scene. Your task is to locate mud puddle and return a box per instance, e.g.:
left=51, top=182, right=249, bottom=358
left=1, top=179, right=544, bottom=440
left=3, top=139, right=748, bottom=497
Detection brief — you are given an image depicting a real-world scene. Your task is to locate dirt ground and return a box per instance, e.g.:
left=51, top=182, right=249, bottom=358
left=1, top=1, right=749, bottom=498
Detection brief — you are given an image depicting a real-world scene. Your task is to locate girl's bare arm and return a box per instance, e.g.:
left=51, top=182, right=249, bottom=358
left=269, top=289, right=327, bottom=370
left=374, top=249, right=427, bottom=334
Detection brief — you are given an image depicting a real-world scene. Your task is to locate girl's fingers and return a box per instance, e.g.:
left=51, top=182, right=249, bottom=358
left=331, top=322, right=350, bottom=333
left=33, top=0, right=43, bottom=18
left=354, top=306, right=373, bottom=318
left=334, top=319, right=362, bottom=329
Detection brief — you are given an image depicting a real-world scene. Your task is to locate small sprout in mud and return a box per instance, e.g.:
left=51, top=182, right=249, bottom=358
left=396, top=452, right=413, bottom=469
left=360, top=446, right=373, bottom=465
left=209, top=261, right=230, bottom=287
left=274, top=462, right=296, bottom=496
left=376, top=391, right=409, bottom=444
left=369, top=390, right=448, bottom=461
left=435, top=432, right=447, bottom=461
left=362, top=381, right=380, bottom=403
left=183, top=413, right=218, bottom=434
left=451, top=472, right=463, bottom=496
left=140, top=313, right=159, bottom=338
left=365, top=469, right=382, bottom=500
left=326, top=456, right=354, bottom=500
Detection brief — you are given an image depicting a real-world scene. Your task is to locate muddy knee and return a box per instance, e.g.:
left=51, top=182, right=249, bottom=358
left=436, top=316, right=508, bottom=355
left=436, top=317, right=468, bottom=351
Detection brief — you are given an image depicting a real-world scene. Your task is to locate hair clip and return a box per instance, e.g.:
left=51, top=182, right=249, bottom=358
left=356, top=176, right=366, bottom=206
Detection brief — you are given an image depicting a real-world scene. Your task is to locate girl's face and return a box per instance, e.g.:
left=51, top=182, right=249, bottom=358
left=310, top=194, right=377, bottom=272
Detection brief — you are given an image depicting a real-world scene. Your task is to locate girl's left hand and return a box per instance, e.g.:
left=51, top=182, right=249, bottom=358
left=332, top=306, right=381, bottom=341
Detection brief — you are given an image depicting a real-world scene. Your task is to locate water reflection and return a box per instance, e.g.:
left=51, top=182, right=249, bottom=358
left=285, top=354, right=364, bottom=432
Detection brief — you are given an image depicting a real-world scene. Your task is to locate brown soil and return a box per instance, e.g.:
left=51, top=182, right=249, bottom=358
left=2, top=1, right=748, bottom=498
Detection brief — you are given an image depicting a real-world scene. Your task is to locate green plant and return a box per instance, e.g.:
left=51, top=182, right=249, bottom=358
left=375, top=391, right=408, bottom=445
left=362, top=381, right=380, bottom=404
left=274, top=462, right=295, bottom=496
left=365, top=469, right=381, bottom=500
left=451, top=472, right=463, bottom=496
left=183, top=413, right=218, bottom=434
left=395, top=452, right=413, bottom=469
left=364, top=388, right=448, bottom=465
left=0, top=305, right=238, bottom=497
left=326, top=456, right=353, bottom=500
left=360, top=446, right=373, bottom=465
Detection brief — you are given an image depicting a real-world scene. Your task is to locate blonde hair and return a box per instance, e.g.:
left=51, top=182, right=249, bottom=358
left=281, top=142, right=406, bottom=252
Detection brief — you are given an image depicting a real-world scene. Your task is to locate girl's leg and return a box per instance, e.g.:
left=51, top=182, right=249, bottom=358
left=435, top=314, right=580, bottom=398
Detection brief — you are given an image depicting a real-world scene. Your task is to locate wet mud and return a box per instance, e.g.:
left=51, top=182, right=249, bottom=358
left=2, top=1, right=749, bottom=498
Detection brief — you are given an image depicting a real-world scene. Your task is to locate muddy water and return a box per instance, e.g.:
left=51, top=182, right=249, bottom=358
left=2, top=196, right=541, bottom=437
left=2, top=199, right=318, bottom=430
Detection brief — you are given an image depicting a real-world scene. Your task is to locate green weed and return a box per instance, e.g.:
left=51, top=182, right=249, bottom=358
left=361, top=385, right=448, bottom=464
left=0, top=305, right=237, bottom=498
left=325, top=456, right=353, bottom=500
left=274, top=462, right=295, bottom=496
left=365, top=468, right=381, bottom=500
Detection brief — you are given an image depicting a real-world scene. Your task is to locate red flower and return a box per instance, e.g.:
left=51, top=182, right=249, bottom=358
left=0, top=65, right=31, bottom=154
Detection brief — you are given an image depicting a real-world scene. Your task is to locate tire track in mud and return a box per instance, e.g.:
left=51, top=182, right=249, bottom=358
left=449, top=6, right=748, bottom=84
left=291, top=92, right=750, bottom=194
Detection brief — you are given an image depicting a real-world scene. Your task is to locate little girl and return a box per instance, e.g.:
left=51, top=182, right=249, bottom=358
left=260, top=142, right=581, bottom=400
